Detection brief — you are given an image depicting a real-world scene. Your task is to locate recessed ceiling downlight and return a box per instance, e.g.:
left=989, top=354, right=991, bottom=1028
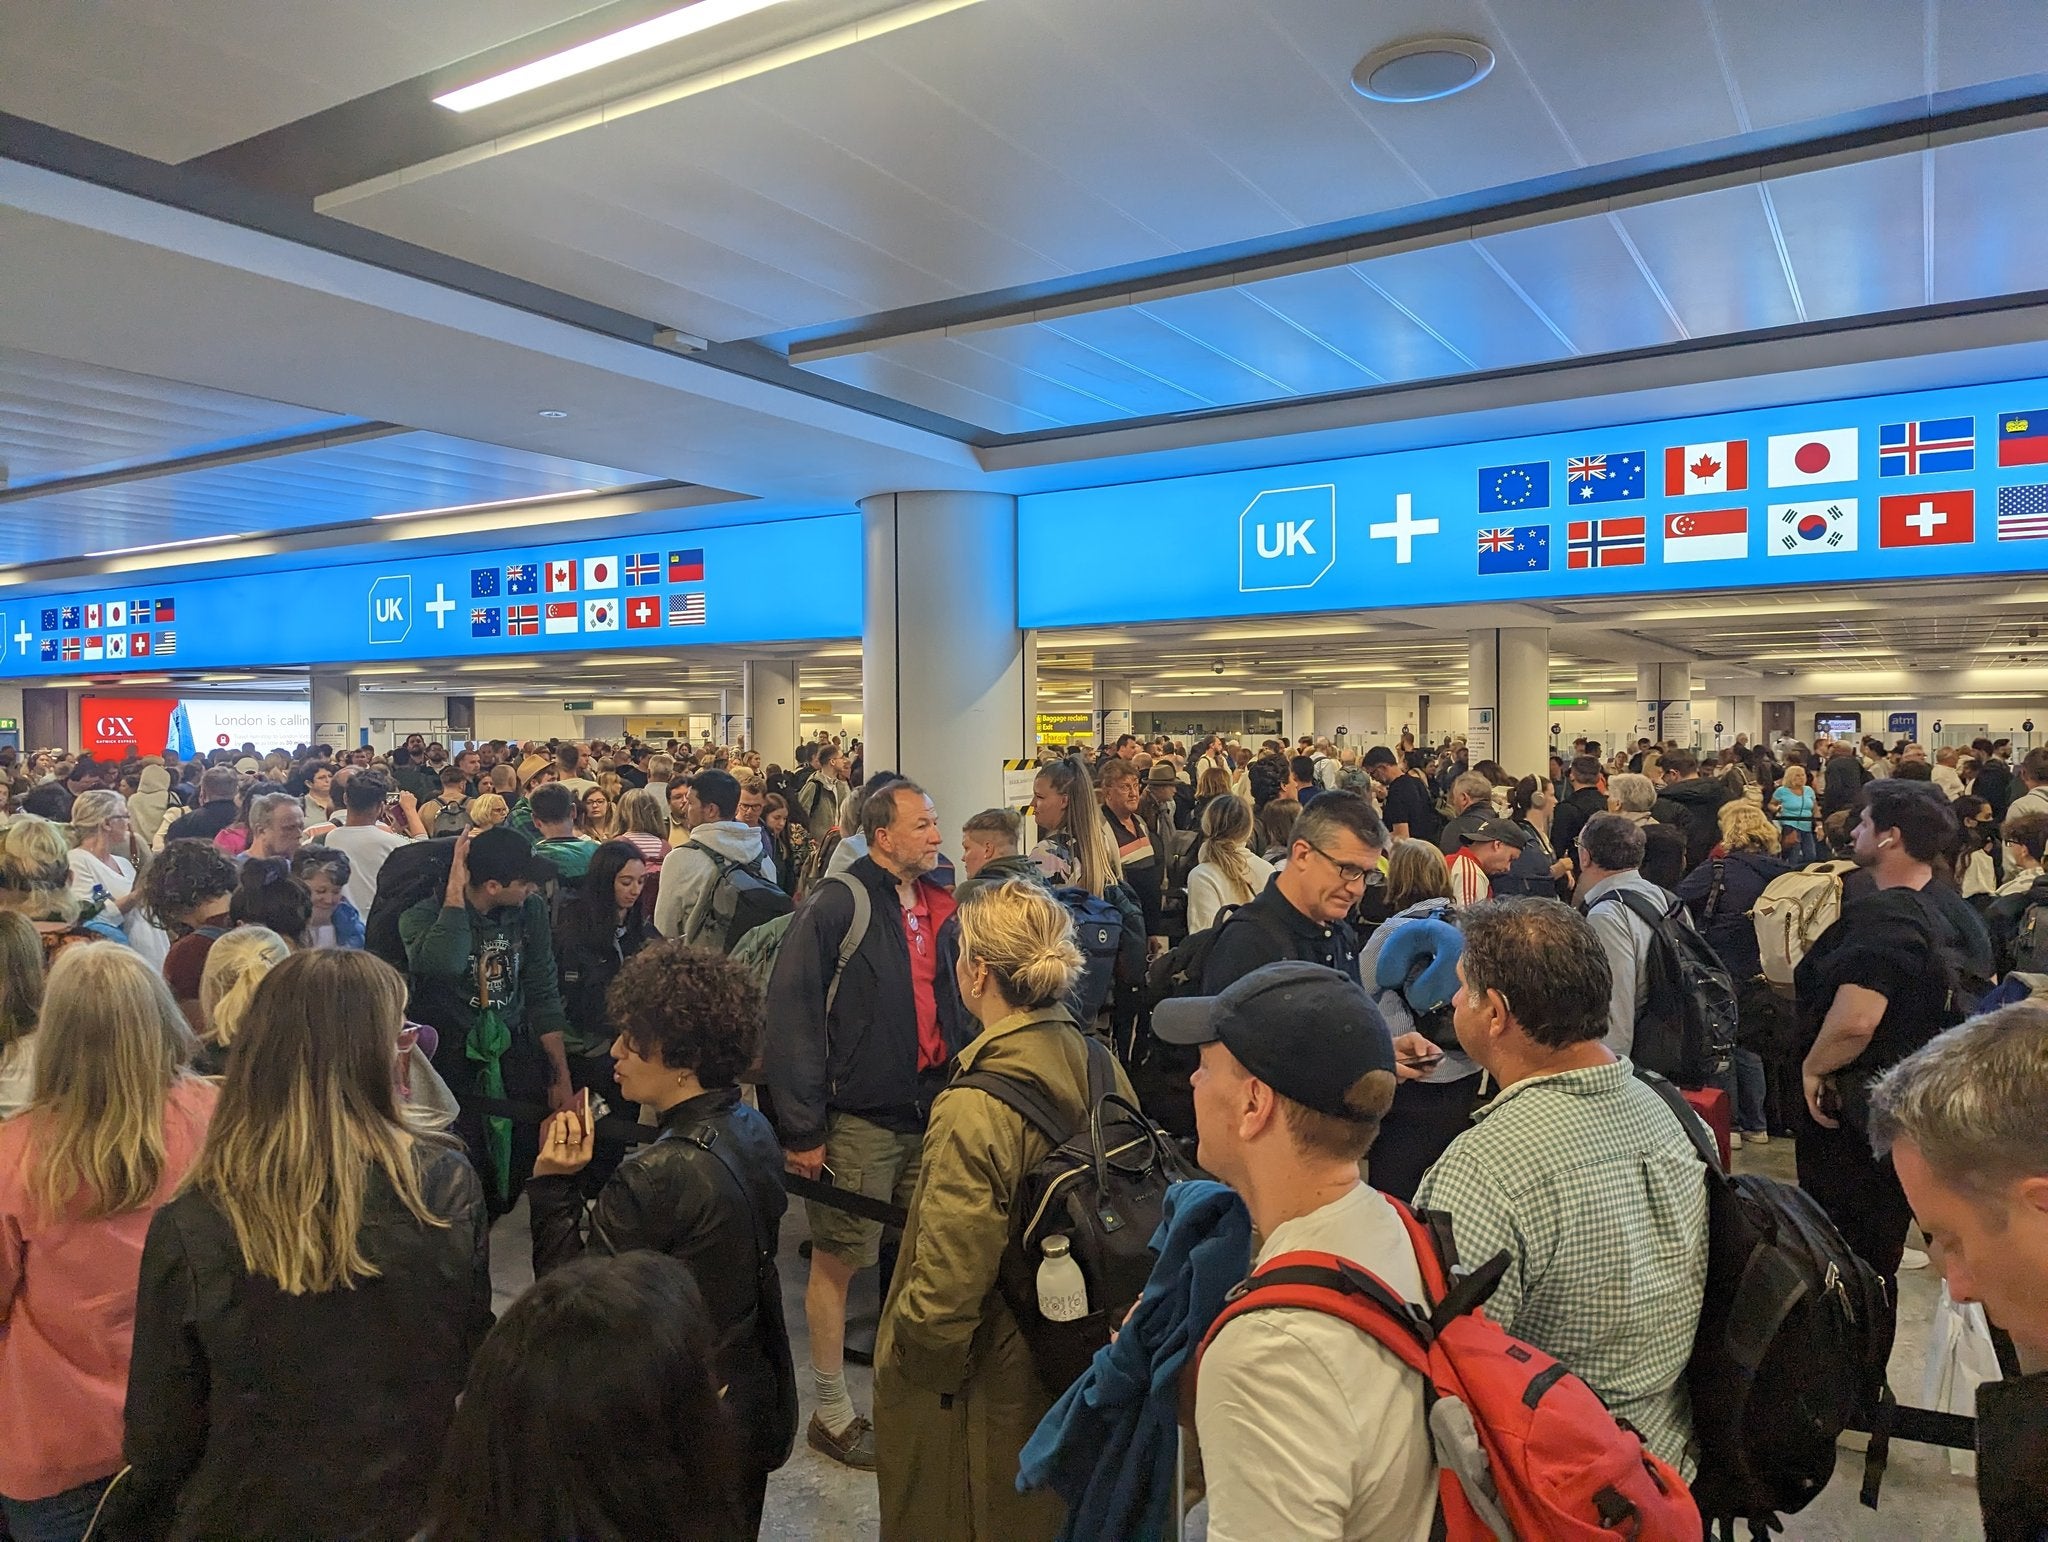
left=1351, top=37, right=1494, bottom=102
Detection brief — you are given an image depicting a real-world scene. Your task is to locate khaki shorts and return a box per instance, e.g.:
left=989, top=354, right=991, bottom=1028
left=808, top=1110, right=923, bottom=1269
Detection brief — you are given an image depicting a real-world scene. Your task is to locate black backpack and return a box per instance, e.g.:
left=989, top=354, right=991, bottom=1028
left=363, top=837, right=458, bottom=971
left=1636, top=1074, right=1895, bottom=1531
left=2012, top=899, right=2048, bottom=974
left=1591, top=888, right=1738, bottom=1088
left=685, top=851, right=794, bottom=954
left=952, top=1032, right=1203, bottom=1392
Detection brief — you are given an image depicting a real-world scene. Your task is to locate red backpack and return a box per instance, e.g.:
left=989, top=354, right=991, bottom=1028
left=1197, top=1198, right=1701, bottom=1542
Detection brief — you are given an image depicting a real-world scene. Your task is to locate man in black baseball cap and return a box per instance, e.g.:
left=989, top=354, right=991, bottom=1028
left=1157, top=960, right=1445, bottom=1534
left=1446, top=814, right=1525, bottom=906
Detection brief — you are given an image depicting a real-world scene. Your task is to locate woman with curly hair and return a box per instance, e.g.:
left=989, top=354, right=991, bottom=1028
left=525, top=941, right=794, bottom=1539
left=142, top=840, right=240, bottom=1035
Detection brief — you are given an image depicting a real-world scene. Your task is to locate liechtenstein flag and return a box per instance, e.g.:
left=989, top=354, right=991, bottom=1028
left=669, top=549, right=704, bottom=582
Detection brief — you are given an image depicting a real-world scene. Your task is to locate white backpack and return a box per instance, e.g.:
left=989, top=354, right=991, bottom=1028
left=1752, top=860, right=1857, bottom=989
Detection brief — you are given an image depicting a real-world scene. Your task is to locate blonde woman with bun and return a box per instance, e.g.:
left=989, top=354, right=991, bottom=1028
left=193, top=926, right=292, bottom=1077
left=873, top=878, right=1138, bottom=1542
left=0, top=817, right=89, bottom=960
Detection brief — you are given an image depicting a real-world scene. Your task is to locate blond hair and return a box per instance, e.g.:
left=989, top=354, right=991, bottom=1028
left=1385, top=838, right=1455, bottom=910
left=199, top=926, right=292, bottom=1051
left=957, top=879, right=1085, bottom=1012
left=0, top=910, right=43, bottom=1055
left=68, top=788, right=130, bottom=844
left=24, top=943, right=196, bottom=1221
left=1198, top=794, right=1258, bottom=903
left=189, top=950, right=449, bottom=1295
left=0, top=816, right=77, bottom=923
left=467, top=792, right=509, bottom=829
left=1036, top=757, right=1123, bottom=897
left=1718, top=799, right=1780, bottom=856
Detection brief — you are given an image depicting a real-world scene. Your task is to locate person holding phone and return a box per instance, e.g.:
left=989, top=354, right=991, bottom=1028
left=525, top=941, right=795, bottom=1540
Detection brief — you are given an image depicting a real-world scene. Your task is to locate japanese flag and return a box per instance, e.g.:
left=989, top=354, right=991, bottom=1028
left=1767, top=428, right=1859, bottom=487
left=581, top=555, right=619, bottom=591
left=545, top=560, right=577, bottom=592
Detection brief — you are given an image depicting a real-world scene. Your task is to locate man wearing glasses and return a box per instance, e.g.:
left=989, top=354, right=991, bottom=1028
left=1201, top=790, right=1385, bottom=993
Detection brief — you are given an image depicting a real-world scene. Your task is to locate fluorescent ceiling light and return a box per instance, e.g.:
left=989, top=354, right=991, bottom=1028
left=372, top=489, right=600, bottom=524
left=435, top=0, right=797, bottom=112
left=86, top=531, right=265, bottom=558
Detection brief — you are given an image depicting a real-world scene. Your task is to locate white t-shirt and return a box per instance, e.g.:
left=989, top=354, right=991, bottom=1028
left=1198, top=1183, right=1437, bottom=1542
left=322, top=824, right=416, bottom=913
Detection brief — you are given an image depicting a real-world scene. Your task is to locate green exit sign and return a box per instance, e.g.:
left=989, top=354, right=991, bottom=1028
left=1548, top=696, right=1590, bottom=710
left=563, top=701, right=595, bottom=712
left=0, top=718, right=15, bottom=730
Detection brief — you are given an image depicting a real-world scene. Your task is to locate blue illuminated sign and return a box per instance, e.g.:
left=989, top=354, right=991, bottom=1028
left=1017, top=378, right=2048, bottom=629
left=0, top=515, right=861, bottom=676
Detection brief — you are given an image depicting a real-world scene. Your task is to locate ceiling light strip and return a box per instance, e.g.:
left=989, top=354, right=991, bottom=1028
left=318, top=0, right=992, bottom=211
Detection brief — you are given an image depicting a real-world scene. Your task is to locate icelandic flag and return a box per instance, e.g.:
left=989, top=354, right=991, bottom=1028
left=1878, top=417, right=1974, bottom=477
left=506, top=563, right=539, bottom=595
left=1476, top=462, right=1549, bottom=514
left=670, top=549, right=705, bottom=582
left=1476, top=525, right=1550, bottom=574
left=625, top=552, right=661, bottom=586
left=1564, top=451, right=1645, bottom=503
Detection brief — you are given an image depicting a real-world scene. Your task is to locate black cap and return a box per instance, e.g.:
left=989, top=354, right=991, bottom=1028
left=1152, top=961, right=1395, bottom=1118
left=1463, top=817, right=1527, bottom=849
left=466, top=826, right=558, bottom=887
left=1362, top=746, right=1398, bottom=769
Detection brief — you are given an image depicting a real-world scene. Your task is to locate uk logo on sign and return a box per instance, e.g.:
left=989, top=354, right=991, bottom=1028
left=1238, top=484, right=1336, bottom=593
left=368, top=576, right=412, bottom=645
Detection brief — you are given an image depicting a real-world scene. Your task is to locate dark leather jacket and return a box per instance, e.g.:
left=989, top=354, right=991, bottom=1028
left=527, top=1087, right=797, bottom=1472
left=112, top=1142, right=492, bottom=1542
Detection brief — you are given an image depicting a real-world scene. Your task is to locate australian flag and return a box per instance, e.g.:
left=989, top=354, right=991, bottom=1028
left=59, top=606, right=80, bottom=631
left=1477, top=525, right=1551, bottom=574
left=1565, top=450, right=1646, bottom=503
left=471, top=568, right=500, bottom=598
left=471, top=607, right=501, bottom=639
left=506, top=562, right=539, bottom=596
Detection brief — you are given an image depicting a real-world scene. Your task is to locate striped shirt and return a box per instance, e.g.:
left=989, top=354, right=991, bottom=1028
left=1414, top=1057, right=1709, bottom=1475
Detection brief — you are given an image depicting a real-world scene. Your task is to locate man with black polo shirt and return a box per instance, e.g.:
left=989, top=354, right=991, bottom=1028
left=1550, top=755, right=1609, bottom=871
left=1365, top=747, right=1436, bottom=843
left=1201, top=792, right=1384, bottom=990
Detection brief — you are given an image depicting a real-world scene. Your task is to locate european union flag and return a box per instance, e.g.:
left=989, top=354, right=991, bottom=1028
left=59, top=606, right=80, bottom=630
left=471, top=568, right=500, bottom=598
left=506, top=563, right=538, bottom=596
left=1477, top=525, right=1551, bottom=575
left=39, top=608, right=57, bottom=632
left=1477, top=461, right=1549, bottom=514
left=471, top=607, right=501, bottom=639
left=1565, top=450, right=1646, bottom=503
left=38, top=639, right=56, bottom=662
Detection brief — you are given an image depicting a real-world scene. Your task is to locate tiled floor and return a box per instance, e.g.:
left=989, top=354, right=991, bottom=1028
left=488, top=1135, right=1982, bottom=1540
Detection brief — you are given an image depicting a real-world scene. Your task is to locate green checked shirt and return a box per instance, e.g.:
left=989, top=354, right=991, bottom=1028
left=1413, top=1057, right=1709, bottom=1475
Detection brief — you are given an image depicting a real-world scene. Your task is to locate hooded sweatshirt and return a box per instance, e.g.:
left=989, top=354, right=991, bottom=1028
left=653, top=820, right=777, bottom=940
left=129, top=764, right=176, bottom=846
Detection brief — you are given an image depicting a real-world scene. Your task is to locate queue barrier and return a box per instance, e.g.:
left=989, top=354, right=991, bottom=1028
left=462, top=1093, right=1983, bottom=1482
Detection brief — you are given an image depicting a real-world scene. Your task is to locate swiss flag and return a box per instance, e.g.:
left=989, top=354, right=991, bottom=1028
left=131, top=633, right=152, bottom=657
left=545, top=560, right=577, bottom=592
left=626, top=596, right=663, bottom=629
left=1879, top=489, right=1974, bottom=548
left=1664, top=441, right=1747, bottom=497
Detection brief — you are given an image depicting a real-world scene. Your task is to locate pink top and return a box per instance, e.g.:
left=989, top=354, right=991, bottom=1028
left=0, top=1077, right=217, bottom=1499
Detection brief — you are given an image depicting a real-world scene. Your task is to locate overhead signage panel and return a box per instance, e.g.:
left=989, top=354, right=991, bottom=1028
left=0, top=515, right=862, bottom=677
left=1017, top=378, right=2048, bottom=629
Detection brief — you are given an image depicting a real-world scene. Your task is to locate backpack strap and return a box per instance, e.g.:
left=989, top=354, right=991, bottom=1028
left=1632, top=1067, right=1722, bottom=1172
left=948, top=1026, right=1111, bottom=1149
left=815, top=872, right=870, bottom=1018
left=1705, top=857, right=1726, bottom=920
left=1197, top=1249, right=1434, bottom=1383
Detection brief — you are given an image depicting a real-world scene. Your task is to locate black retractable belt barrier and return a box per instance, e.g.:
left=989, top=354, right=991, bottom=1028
left=462, top=1094, right=912, bottom=1229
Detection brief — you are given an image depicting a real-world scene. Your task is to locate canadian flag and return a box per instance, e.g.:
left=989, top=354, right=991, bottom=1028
left=545, top=560, right=577, bottom=592
left=1664, top=441, right=1747, bottom=497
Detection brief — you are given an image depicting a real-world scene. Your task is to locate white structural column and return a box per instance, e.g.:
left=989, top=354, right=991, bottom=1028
left=1283, top=689, right=1317, bottom=744
left=1636, top=663, right=1694, bottom=746
left=1467, top=628, right=1549, bottom=777
left=1096, top=677, right=1133, bottom=744
left=1384, top=692, right=1421, bottom=745
left=861, top=492, right=1030, bottom=828
left=743, top=659, right=800, bottom=764
left=309, top=671, right=359, bottom=748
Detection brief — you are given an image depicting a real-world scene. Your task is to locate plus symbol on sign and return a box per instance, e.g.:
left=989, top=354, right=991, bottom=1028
left=1368, top=492, right=1439, bottom=565
left=1905, top=500, right=1946, bottom=539
left=11, top=622, right=30, bottom=656
left=425, top=584, right=457, bottom=628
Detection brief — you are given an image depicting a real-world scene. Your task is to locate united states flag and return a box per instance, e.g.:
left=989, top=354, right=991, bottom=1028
left=668, top=592, right=706, bottom=626
left=1998, top=483, right=2048, bottom=542
left=156, top=631, right=177, bottom=656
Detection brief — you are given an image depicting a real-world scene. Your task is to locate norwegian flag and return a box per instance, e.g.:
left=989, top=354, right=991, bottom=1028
left=507, top=604, right=539, bottom=637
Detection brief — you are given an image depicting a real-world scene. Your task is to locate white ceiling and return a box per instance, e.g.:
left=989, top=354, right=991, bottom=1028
left=0, top=0, right=608, bottom=163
